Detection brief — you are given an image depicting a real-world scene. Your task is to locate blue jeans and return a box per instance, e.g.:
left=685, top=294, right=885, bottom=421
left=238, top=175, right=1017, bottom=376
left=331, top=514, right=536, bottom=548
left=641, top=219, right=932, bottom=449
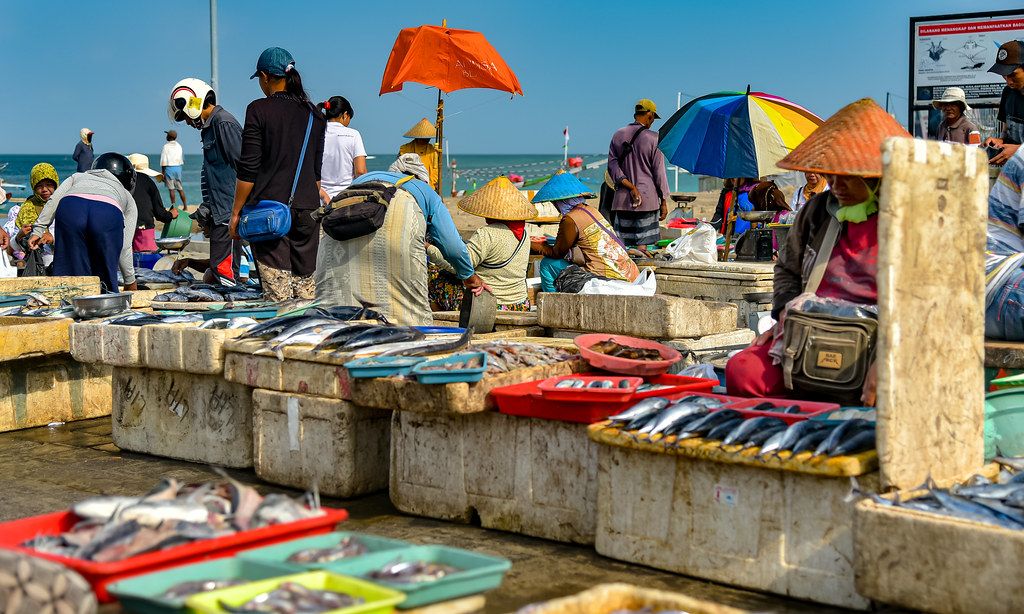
left=53, top=195, right=124, bottom=293
left=539, top=257, right=569, bottom=293
left=987, top=269, right=1024, bottom=340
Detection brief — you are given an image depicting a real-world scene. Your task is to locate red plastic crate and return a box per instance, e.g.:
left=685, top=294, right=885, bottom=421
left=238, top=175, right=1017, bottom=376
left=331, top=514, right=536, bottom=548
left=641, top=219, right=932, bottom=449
left=536, top=374, right=644, bottom=403
left=725, top=398, right=840, bottom=425
left=0, top=507, right=348, bottom=603
left=492, top=374, right=719, bottom=424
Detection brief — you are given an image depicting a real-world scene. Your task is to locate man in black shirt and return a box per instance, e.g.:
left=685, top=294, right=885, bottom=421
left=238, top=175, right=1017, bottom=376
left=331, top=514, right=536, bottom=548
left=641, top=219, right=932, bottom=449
left=984, top=40, right=1024, bottom=165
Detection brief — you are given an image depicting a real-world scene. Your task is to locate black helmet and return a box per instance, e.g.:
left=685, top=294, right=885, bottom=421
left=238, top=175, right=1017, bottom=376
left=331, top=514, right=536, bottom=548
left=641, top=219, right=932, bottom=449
left=92, top=152, right=136, bottom=192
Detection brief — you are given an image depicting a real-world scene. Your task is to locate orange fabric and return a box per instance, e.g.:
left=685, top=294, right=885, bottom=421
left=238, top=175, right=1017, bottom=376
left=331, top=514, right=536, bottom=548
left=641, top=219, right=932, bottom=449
left=380, top=25, right=523, bottom=96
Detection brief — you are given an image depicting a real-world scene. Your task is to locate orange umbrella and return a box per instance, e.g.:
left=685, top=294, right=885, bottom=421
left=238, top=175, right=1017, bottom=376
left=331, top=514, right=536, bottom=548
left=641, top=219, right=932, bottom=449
left=380, top=22, right=523, bottom=194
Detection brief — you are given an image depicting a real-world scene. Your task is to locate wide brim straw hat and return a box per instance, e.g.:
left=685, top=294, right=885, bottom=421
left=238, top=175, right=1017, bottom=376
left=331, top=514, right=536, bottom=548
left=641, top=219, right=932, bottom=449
left=404, top=118, right=436, bottom=139
left=776, top=98, right=912, bottom=178
left=127, top=153, right=164, bottom=182
left=530, top=170, right=596, bottom=203
left=932, top=86, right=971, bottom=111
left=458, top=175, right=538, bottom=221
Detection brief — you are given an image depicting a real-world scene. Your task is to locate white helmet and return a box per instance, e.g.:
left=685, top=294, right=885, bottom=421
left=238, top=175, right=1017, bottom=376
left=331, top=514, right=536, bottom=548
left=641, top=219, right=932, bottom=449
left=168, top=78, right=214, bottom=123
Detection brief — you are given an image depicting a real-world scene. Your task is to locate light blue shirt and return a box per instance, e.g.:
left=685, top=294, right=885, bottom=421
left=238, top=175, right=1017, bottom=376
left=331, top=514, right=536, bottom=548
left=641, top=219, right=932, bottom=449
left=355, top=172, right=474, bottom=279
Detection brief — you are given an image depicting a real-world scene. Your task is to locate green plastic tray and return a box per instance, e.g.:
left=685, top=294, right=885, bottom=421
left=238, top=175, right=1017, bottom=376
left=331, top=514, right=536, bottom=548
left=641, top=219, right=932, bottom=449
left=199, top=307, right=279, bottom=321
left=236, top=531, right=413, bottom=571
left=320, top=545, right=511, bottom=609
left=186, top=570, right=405, bottom=614
left=106, top=557, right=295, bottom=614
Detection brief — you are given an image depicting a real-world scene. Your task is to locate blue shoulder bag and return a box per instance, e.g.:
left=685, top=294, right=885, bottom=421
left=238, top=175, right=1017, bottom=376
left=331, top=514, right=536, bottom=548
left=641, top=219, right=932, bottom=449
left=238, top=111, right=314, bottom=242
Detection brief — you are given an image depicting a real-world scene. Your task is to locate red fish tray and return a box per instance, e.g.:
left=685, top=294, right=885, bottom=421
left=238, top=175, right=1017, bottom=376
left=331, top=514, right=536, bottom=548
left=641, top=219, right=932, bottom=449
left=0, top=507, right=348, bottom=603
left=536, top=375, right=644, bottom=402
left=493, top=374, right=718, bottom=424
left=726, top=398, right=840, bottom=425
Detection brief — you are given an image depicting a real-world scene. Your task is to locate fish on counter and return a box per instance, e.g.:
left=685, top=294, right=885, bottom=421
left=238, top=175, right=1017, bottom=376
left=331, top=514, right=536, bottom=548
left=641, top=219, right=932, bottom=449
left=416, top=354, right=485, bottom=371
left=103, top=312, right=204, bottom=326
left=554, top=378, right=633, bottom=389
left=472, top=341, right=576, bottom=376
left=858, top=459, right=1024, bottom=530
left=218, top=581, right=364, bottom=613
left=198, top=317, right=260, bottom=330
left=365, top=559, right=461, bottom=584
left=285, top=536, right=368, bottom=563
left=21, top=476, right=324, bottom=563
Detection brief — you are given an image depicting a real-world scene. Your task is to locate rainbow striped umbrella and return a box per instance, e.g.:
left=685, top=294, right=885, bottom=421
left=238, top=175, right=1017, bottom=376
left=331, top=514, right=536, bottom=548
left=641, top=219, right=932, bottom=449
left=657, top=89, right=824, bottom=179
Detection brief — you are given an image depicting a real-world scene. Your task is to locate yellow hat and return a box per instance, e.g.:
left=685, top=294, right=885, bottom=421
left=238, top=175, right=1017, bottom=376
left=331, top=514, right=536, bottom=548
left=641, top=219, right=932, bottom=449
left=635, top=99, right=660, bottom=119
left=458, top=176, right=538, bottom=221
left=404, top=118, right=436, bottom=139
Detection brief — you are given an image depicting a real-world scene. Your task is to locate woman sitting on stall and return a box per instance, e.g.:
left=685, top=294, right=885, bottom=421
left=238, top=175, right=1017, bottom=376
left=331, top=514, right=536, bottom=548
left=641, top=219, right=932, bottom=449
left=428, top=175, right=536, bottom=311
left=725, top=98, right=911, bottom=406
left=530, top=171, right=639, bottom=293
left=314, top=157, right=487, bottom=326
left=15, top=163, right=59, bottom=274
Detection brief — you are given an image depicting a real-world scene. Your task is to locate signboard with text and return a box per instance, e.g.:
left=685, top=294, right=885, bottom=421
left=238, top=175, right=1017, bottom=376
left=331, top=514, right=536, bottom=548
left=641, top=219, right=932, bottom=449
left=911, top=12, right=1024, bottom=106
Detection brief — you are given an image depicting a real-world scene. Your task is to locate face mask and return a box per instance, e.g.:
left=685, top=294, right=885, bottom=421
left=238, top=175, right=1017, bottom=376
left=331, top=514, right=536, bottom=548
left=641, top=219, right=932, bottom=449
left=835, top=183, right=879, bottom=224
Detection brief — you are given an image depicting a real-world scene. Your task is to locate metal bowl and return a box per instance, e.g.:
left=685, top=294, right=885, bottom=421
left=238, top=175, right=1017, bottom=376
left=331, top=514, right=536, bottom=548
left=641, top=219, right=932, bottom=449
left=737, top=210, right=776, bottom=223
left=155, top=237, right=191, bottom=251
left=71, top=293, right=133, bottom=319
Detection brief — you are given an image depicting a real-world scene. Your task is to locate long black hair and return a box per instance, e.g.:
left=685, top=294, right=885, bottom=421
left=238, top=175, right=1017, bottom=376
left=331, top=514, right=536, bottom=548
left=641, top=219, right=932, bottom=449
left=283, top=67, right=312, bottom=108
left=316, top=96, right=354, bottom=120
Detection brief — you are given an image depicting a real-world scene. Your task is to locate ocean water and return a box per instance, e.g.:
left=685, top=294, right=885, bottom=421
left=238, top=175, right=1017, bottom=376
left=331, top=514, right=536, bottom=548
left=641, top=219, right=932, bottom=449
left=0, top=153, right=699, bottom=205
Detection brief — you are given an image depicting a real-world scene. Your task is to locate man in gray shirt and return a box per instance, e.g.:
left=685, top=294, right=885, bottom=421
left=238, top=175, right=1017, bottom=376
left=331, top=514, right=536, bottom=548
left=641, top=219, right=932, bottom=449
left=607, top=99, right=670, bottom=253
left=167, top=78, right=243, bottom=284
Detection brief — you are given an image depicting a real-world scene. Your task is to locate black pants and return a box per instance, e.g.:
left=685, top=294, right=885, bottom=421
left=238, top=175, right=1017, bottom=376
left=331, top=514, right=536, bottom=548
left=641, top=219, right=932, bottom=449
left=249, top=208, right=320, bottom=276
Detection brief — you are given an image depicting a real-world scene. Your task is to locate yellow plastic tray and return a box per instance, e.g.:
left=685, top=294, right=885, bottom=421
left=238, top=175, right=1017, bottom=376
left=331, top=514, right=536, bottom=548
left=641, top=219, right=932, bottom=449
left=186, top=570, right=405, bottom=614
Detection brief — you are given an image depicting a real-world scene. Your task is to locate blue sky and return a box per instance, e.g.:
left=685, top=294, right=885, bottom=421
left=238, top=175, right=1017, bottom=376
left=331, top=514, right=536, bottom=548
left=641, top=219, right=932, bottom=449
left=1, top=0, right=1020, bottom=156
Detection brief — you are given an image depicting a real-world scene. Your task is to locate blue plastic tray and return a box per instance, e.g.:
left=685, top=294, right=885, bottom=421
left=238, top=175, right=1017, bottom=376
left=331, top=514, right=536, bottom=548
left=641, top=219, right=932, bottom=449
left=199, top=307, right=279, bottom=321
left=106, top=557, right=295, bottom=614
left=320, top=545, right=511, bottom=609
left=411, top=352, right=487, bottom=384
left=236, top=532, right=413, bottom=571
left=345, top=356, right=427, bottom=378
left=413, top=326, right=467, bottom=334
left=0, top=294, right=30, bottom=309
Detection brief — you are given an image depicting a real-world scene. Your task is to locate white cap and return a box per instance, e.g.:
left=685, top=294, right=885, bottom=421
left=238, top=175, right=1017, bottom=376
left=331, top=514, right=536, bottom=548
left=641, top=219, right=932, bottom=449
left=932, top=87, right=971, bottom=111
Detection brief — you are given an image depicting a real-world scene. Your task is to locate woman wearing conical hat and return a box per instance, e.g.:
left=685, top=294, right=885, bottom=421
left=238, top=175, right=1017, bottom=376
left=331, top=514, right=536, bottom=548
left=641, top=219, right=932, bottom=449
left=725, top=98, right=912, bottom=406
left=399, top=118, right=439, bottom=191
left=428, top=176, right=537, bottom=311
left=529, top=170, right=639, bottom=293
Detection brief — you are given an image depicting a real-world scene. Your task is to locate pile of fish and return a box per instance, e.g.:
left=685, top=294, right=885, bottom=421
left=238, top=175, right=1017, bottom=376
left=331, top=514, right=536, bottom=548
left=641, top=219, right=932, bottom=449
left=133, top=267, right=195, bottom=287
left=472, top=341, right=577, bottom=376
left=417, top=354, right=485, bottom=371
left=605, top=396, right=876, bottom=459
left=589, top=340, right=663, bottom=361
left=555, top=378, right=633, bottom=389
left=237, top=311, right=474, bottom=360
left=22, top=476, right=324, bottom=562
left=366, top=559, right=461, bottom=584
left=859, top=456, right=1024, bottom=530
left=161, top=579, right=248, bottom=599
left=285, top=536, right=368, bottom=563
left=219, top=582, right=363, bottom=613
left=153, top=284, right=263, bottom=303
left=0, top=292, right=77, bottom=318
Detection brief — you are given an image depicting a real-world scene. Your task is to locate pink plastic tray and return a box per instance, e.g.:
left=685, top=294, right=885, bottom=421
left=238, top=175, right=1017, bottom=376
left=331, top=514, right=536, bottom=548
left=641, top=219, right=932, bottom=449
left=573, top=334, right=682, bottom=376
left=537, top=374, right=643, bottom=402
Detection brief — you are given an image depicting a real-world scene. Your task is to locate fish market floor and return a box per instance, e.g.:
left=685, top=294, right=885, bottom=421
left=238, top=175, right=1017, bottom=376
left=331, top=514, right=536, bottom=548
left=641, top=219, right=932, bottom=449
left=0, top=418, right=866, bottom=614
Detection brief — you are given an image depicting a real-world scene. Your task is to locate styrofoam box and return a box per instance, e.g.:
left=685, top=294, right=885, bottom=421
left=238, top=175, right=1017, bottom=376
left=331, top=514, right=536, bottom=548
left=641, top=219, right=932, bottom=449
left=112, top=366, right=253, bottom=468
left=537, top=293, right=737, bottom=339
left=855, top=498, right=1024, bottom=614
left=594, top=444, right=878, bottom=609
left=252, top=389, right=391, bottom=498
left=71, top=322, right=143, bottom=366
left=391, top=411, right=598, bottom=545
left=0, top=357, right=112, bottom=432
left=224, top=352, right=352, bottom=399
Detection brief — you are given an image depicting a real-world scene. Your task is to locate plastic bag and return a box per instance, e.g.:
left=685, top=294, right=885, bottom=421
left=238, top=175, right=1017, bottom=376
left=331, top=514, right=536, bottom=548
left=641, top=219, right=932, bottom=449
left=580, top=267, right=657, bottom=296
left=663, top=222, right=716, bottom=264
left=679, top=363, right=717, bottom=380
left=554, top=264, right=601, bottom=293
left=0, top=253, right=17, bottom=279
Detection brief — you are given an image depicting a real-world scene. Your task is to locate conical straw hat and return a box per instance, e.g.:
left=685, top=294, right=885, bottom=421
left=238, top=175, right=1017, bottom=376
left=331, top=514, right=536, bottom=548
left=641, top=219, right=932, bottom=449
left=777, top=98, right=912, bottom=178
left=531, top=170, right=596, bottom=203
left=458, top=175, right=538, bottom=221
left=404, top=118, right=436, bottom=138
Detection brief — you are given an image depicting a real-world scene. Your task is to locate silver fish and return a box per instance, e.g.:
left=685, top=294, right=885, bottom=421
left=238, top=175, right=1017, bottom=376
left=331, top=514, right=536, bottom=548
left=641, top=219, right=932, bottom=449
left=607, top=397, right=670, bottom=424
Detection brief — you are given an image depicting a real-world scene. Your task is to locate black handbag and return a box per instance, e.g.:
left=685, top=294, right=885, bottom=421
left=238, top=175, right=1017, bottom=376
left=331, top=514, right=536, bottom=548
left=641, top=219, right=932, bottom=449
left=313, top=176, right=413, bottom=241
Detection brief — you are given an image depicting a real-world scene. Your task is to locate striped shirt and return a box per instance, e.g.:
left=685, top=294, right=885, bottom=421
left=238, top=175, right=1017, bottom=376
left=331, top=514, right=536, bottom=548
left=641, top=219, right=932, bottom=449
left=985, top=148, right=1024, bottom=306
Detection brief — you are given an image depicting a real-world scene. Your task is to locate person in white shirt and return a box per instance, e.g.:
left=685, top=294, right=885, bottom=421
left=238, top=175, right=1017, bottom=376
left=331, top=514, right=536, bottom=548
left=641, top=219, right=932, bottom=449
left=160, top=129, right=187, bottom=206
left=317, top=96, right=367, bottom=203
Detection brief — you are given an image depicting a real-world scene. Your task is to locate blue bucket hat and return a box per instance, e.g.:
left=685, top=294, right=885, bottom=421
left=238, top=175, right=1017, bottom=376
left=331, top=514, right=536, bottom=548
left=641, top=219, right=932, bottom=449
left=251, top=47, right=295, bottom=79
left=531, top=170, right=596, bottom=203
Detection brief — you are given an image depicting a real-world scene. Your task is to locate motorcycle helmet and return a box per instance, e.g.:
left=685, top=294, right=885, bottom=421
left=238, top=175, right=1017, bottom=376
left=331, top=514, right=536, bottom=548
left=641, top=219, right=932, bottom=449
left=168, top=78, right=214, bottom=123
left=93, top=153, right=136, bottom=192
